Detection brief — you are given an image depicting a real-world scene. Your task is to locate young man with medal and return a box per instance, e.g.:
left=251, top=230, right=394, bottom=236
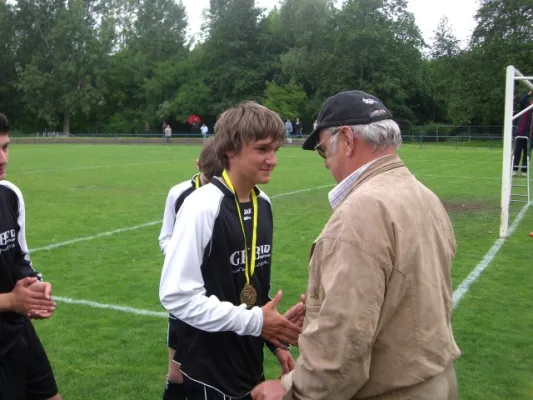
left=158, top=136, right=224, bottom=400
left=159, top=102, right=302, bottom=400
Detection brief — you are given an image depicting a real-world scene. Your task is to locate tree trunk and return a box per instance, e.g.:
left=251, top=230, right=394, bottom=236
left=63, top=108, right=70, bottom=136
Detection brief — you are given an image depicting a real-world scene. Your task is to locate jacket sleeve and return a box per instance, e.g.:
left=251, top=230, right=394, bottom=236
left=285, top=237, right=387, bottom=400
left=159, top=195, right=264, bottom=336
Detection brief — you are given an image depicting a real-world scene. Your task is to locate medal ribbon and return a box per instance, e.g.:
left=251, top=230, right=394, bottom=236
left=194, top=175, right=201, bottom=189
left=222, top=170, right=258, bottom=286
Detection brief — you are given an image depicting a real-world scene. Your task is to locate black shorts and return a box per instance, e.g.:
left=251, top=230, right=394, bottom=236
left=183, top=375, right=252, bottom=400
left=167, top=315, right=187, bottom=350
left=0, top=320, right=59, bottom=400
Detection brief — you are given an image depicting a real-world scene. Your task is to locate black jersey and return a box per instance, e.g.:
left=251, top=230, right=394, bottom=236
left=0, top=181, right=40, bottom=356
left=159, top=177, right=274, bottom=398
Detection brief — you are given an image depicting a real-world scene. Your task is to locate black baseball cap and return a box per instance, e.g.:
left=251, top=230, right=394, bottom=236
left=302, top=90, right=393, bottom=150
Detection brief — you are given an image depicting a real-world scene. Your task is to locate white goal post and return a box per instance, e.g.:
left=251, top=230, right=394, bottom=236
left=500, top=65, right=533, bottom=238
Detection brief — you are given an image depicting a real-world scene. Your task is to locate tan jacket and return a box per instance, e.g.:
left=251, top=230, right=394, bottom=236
left=284, top=155, right=460, bottom=400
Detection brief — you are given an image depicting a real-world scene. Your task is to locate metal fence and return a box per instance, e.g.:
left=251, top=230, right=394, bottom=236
left=10, top=125, right=508, bottom=150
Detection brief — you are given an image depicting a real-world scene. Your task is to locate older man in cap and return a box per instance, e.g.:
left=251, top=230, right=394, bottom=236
left=252, top=90, right=460, bottom=400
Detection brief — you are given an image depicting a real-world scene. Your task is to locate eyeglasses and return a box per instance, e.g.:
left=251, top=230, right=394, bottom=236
left=313, top=128, right=341, bottom=159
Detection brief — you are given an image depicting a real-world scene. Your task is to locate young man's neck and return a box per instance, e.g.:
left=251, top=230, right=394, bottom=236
left=224, top=168, right=254, bottom=203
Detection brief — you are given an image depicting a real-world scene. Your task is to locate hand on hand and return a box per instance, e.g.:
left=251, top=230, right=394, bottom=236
left=262, top=291, right=302, bottom=350
left=10, top=277, right=56, bottom=316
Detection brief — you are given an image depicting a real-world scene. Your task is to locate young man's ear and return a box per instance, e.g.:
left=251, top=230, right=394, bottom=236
left=195, top=159, right=200, bottom=170
left=225, top=151, right=236, bottom=161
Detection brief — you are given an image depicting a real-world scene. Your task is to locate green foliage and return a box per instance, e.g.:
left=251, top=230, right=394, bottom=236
left=2, top=0, right=533, bottom=132
left=262, top=82, right=308, bottom=120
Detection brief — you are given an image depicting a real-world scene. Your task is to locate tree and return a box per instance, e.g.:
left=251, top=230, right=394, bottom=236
left=131, top=0, right=188, bottom=61
left=431, top=16, right=461, bottom=59
left=262, top=82, right=308, bottom=120
left=465, top=0, right=533, bottom=125
left=316, top=0, right=428, bottom=124
left=0, top=1, right=21, bottom=126
left=277, top=0, right=334, bottom=99
left=202, top=0, right=278, bottom=112
left=17, top=0, right=116, bottom=134
left=427, top=16, right=463, bottom=123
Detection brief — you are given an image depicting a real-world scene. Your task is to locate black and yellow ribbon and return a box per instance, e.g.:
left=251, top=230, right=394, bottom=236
left=222, top=170, right=258, bottom=286
left=194, top=174, right=201, bottom=189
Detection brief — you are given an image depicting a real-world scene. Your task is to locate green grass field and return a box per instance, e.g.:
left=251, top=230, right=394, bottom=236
left=6, top=143, right=533, bottom=399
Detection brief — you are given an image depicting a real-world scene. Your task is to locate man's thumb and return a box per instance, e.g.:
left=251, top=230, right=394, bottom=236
left=271, top=290, right=283, bottom=309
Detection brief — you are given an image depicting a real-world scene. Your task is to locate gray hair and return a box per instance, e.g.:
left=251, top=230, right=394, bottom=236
left=328, top=111, right=402, bottom=151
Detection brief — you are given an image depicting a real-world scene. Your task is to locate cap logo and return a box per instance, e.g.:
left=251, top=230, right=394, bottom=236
left=362, top=98, right=377, bottom=105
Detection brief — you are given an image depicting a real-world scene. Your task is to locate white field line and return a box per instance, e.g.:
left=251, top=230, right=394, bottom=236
left=30, top=221, right=162, bottom=253
left=53, top=296, right=167, bottom=318
left=452, top=200, right=531, bottom=308
left=30, top=184, right=334, bottom=254
left=15, top=160, right=177, bottom=175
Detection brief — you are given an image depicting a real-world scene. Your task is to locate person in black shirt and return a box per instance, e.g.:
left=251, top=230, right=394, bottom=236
left=159, top=137, right=223, bottom=400
left=160, top=102, right=302, bottom=400
left=0, top=113, right=61, bottom=400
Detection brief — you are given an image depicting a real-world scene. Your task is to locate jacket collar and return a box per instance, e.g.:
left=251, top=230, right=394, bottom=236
left=334, top=154, right=405, bottom=209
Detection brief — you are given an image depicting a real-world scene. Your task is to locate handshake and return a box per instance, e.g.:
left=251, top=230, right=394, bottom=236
left=260, top=291, right=306, bottom=350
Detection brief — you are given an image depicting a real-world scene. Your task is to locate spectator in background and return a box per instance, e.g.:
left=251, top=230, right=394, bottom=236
left=164, top=123, right=172, bottom=144
left=295, top=117, right=303, bottom=137
left=201, top=123, right=209, bottom=138
left=285, top=119, right=293, bottom=143
left=513, top=91, right=533, bottom=177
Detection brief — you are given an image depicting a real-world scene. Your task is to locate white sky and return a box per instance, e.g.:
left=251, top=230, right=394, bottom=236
left=183, top=0, right=479, bottom=47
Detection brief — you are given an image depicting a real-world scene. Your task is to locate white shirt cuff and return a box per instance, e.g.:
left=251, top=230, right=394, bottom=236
left=281, top=370, right=294, bottom=391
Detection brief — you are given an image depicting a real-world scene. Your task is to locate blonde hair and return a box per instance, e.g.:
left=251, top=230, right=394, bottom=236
left=213, top=102, right=285, bottom=169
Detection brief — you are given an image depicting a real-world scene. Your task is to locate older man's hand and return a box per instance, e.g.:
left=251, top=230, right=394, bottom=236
left=283, top=294, right=306, bottom=330
left=251, top=380, right=286, bottom=400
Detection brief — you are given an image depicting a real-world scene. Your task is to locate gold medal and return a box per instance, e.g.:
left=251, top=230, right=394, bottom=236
left=240, top=284, right=257, bottom=307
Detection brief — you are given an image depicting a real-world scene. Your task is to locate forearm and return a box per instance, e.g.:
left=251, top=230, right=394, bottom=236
left=160, top=289, right=263, bottom=336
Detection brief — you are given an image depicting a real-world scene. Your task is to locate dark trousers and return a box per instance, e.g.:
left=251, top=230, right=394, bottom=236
left=0, top=320, right=59, bottom=400
left=513, top=137, right=530, bottom=172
